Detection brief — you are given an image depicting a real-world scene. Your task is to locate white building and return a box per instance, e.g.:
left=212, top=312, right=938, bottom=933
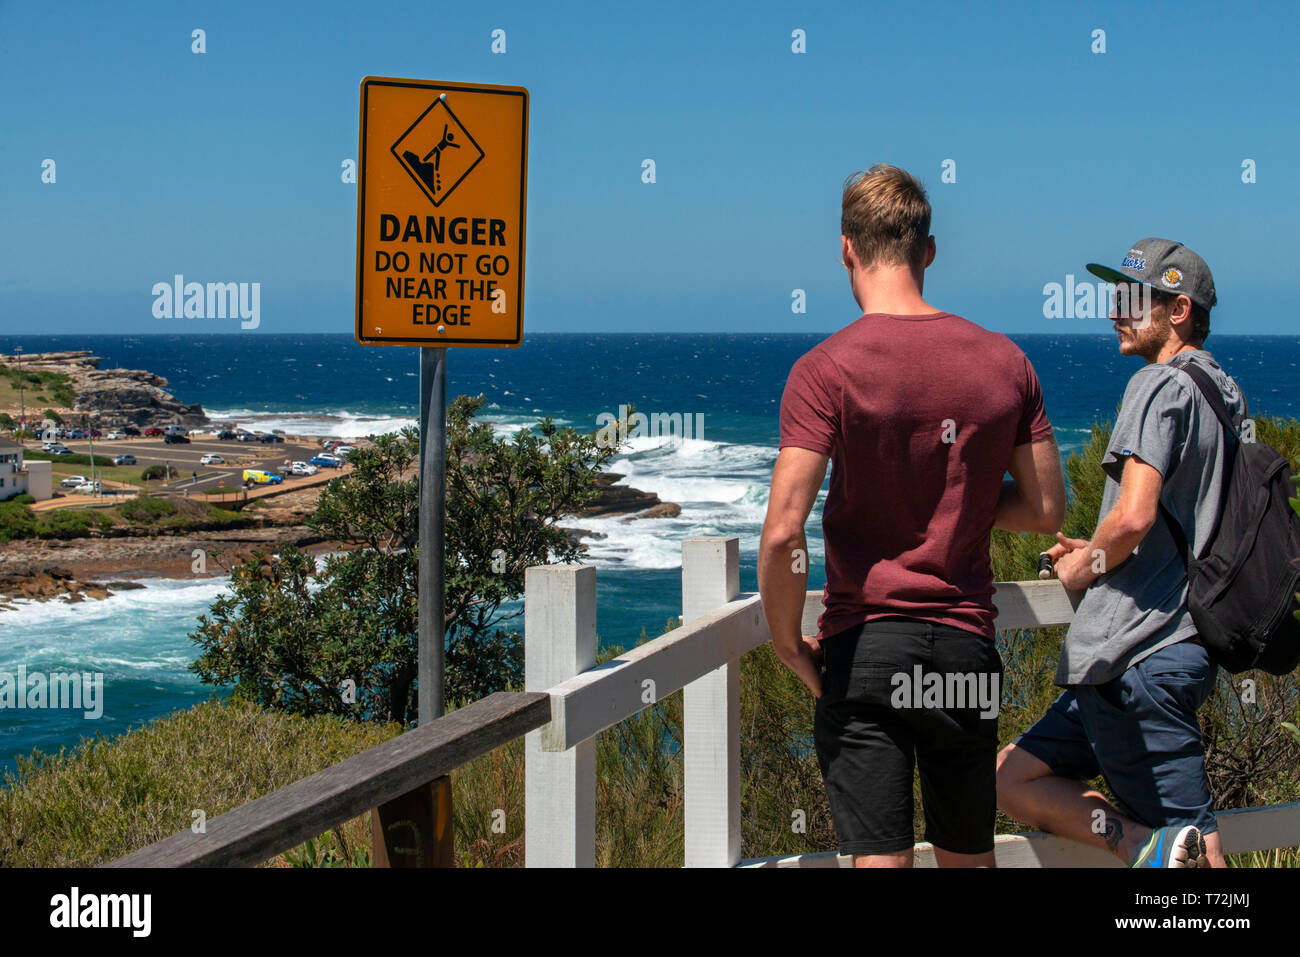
left=0, top=437, right=52, bottom=502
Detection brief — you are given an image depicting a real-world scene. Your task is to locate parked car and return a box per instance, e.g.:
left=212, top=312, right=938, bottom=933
left=321, top=440, right=341, bottom=450
left=144, top=427, right=164, bottom=437
left=90, top=429, right=102, bottom=438
left=112, top=454, right=136, bottom=466
left=73, top=481, right=101, bottom=495
left=199, top=454, right=225, bottom=465
left=237, top=432, right=259, bottom=443
left=290, top=461, right=318, bottom=476
left=122, top=426, right=141, bottom=436
left=333, top=445, right=357, bottom=457
left=309, top=454, right=343, bottom=469
left=216, top=430, right=237, bottom=441
left=48, top=444, right=72, bottom=455
left=59, top=475, right=89, bottom=489
left=242, top=469, right=282, bottom=486
left=258, top=433, right=284, bottom=443
left=164, top=433, right=191, bottom=445
left=107, top=430, right=128, bottom=440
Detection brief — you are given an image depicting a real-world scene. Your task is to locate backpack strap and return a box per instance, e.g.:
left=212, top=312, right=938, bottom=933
left=1158, top=353, right=1242, bottom=564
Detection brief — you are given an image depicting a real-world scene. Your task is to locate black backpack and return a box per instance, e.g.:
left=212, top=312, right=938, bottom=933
left=1159, top=356, right=1300, bottom=674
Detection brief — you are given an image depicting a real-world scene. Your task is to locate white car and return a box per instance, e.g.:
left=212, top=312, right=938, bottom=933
left=290, top=461, right=318, bottom=476
left=60, top=475, right=89, bottom=489
left=333, top=445, right=357, bottom=457
left=200, top=454, right=226, bottom=465
left=107, top=430, right=128, bottom=440
left=73, top=481, right=101, bottom=495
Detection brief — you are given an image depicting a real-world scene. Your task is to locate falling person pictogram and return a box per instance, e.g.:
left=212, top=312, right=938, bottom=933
left=401, top=125, right=461, bottom=195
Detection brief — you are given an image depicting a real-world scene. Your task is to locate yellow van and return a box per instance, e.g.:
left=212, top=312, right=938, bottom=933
left=242, top=469, right=283, bottom=486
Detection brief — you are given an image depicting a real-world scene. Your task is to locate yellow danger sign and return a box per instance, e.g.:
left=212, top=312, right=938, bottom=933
left=356, top=77, right=528, bottom=347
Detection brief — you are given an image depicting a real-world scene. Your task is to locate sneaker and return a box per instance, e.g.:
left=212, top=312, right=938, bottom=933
left=1129, top=825, right=1207, bottom=868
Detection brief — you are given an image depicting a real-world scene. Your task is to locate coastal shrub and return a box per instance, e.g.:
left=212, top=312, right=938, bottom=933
left=0, top=413, right=12, bottom=429
left=36, top=508, right=110, bottom=539
left=190, top=395, right=629, bottom=722
left=120, top=494, right=177, bottom=522
left=8, top=493, right=36, bottom=505
left=0, top=697, right=402, bottom=867
left=42, top=409, right=62, bottom=425
left=24, top=450, right=97, bottom=467
left=140, top=464, right=168, bottom=481
left=0, top=502, right=37, bottom=542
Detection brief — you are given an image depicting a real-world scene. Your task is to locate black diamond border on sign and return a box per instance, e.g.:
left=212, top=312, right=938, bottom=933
left=390, top=98, right=486, bottom=208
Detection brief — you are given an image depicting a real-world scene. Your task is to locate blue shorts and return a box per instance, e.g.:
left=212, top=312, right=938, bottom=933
left=1013, top=639, right=1219, bottom=835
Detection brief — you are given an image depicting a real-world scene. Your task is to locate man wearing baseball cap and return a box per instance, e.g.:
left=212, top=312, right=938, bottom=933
left=997, top=238, right=1244, bottom=868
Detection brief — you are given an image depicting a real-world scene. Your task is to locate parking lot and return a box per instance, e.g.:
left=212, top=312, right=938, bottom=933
left=51, top=434, right=350, bottom=494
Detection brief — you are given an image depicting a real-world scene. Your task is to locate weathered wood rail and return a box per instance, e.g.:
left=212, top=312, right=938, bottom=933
left=107, top=692, right=550, bottom=867
left=109, top=536, right=1300, bottom=867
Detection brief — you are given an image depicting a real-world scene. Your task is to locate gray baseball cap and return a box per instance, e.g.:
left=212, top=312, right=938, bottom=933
left=1086, top=237, right=1217, bottom=311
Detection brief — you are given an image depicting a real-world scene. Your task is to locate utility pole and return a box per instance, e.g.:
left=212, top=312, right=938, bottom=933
left=15, top=346, right=24, bottom=433
left=85, top=414, right=98, bottom=496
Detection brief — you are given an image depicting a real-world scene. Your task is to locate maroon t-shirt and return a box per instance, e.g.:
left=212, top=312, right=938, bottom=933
left=779, top=312, right=1053, bottom=641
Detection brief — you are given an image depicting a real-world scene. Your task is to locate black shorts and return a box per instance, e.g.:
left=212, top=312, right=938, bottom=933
left=813, top=617, right=1003, bottom=856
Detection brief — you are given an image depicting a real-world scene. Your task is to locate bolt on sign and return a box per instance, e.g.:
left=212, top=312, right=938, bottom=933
left=356, top=77, right=529, bottom=347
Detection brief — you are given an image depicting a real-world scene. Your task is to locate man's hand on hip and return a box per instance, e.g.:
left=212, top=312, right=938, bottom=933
left=773, top=634, right=823, bottom=698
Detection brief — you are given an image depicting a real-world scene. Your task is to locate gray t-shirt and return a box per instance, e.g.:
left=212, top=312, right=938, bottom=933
left=1056, top=348, right=1246, bottom=686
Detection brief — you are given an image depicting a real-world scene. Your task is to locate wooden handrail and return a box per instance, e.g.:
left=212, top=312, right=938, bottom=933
left=106, top=691, right=551, bottom=868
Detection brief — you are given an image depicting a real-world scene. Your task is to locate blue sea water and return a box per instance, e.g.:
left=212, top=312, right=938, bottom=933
left=1, top=332, right=1298, bottom=777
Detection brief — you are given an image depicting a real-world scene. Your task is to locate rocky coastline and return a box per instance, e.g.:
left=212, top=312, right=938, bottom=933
left=0, top=469, right=679, bottom=608
left=0, top=350, right=207, bottom=427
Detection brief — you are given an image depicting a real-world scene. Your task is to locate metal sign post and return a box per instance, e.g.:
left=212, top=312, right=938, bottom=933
left=418, top=345, right=447, bottom=724
left=356, top=75, right=527, bottom=867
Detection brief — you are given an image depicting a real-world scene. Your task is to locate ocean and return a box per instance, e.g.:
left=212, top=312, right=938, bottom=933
left=2, top=332, right=1298, bottom=777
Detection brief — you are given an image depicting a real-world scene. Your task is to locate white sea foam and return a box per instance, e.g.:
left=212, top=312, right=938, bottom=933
left=0, top=576, right=232, bottom=675
left=204, top=408, right=418, bottom=439
left=203, top=408, right=572, bottom=441
left=560, top=438, right=832, bottom=569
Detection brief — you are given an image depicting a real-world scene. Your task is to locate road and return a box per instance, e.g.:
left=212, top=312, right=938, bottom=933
left=48, top=434, right=348, bottom=494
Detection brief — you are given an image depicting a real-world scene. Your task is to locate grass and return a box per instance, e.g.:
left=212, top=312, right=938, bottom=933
left=48, top=462, right=154, bottom=486
left=0, top=364, right=76, bottom=414
left=0, top=696, right=403, bottom=868
left=0, top=494, right=250, bottom=542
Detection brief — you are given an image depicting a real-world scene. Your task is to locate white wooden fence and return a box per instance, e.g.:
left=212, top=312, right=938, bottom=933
left=524, top=536, right=1300, bottom=867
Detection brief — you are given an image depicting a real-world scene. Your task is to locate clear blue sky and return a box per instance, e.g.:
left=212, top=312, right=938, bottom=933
left=1, top=0, right=1296, bottom=336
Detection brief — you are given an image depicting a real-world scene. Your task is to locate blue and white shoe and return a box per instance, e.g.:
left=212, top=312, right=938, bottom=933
left=1129, top=825, right=1207, bottom=868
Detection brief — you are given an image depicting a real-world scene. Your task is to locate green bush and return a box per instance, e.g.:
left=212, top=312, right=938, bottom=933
left=0, top=502, right=37, bottom=542
left=36, top=508, right=110, bottom=539
left=120, top=495, right=177, bottom=522
left=24, top=450, right=97, bottom=467
left=8, top=493, right=35, bottom=505
left=140, top=465, right=170, bottom=481
left=0, top=413, right=12, bottom=429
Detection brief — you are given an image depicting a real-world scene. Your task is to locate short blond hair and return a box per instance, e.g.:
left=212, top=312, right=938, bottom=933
left=840, top=164, right=931, bottom=270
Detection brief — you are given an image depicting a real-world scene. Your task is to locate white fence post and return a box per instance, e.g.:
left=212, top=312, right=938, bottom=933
left=525, top=564, right=597, bottom=868
left=682, top=537, right=741, bottom=867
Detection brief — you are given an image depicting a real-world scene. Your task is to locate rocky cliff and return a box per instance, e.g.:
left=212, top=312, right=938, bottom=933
left=0, top=350, right=207, bottom=427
